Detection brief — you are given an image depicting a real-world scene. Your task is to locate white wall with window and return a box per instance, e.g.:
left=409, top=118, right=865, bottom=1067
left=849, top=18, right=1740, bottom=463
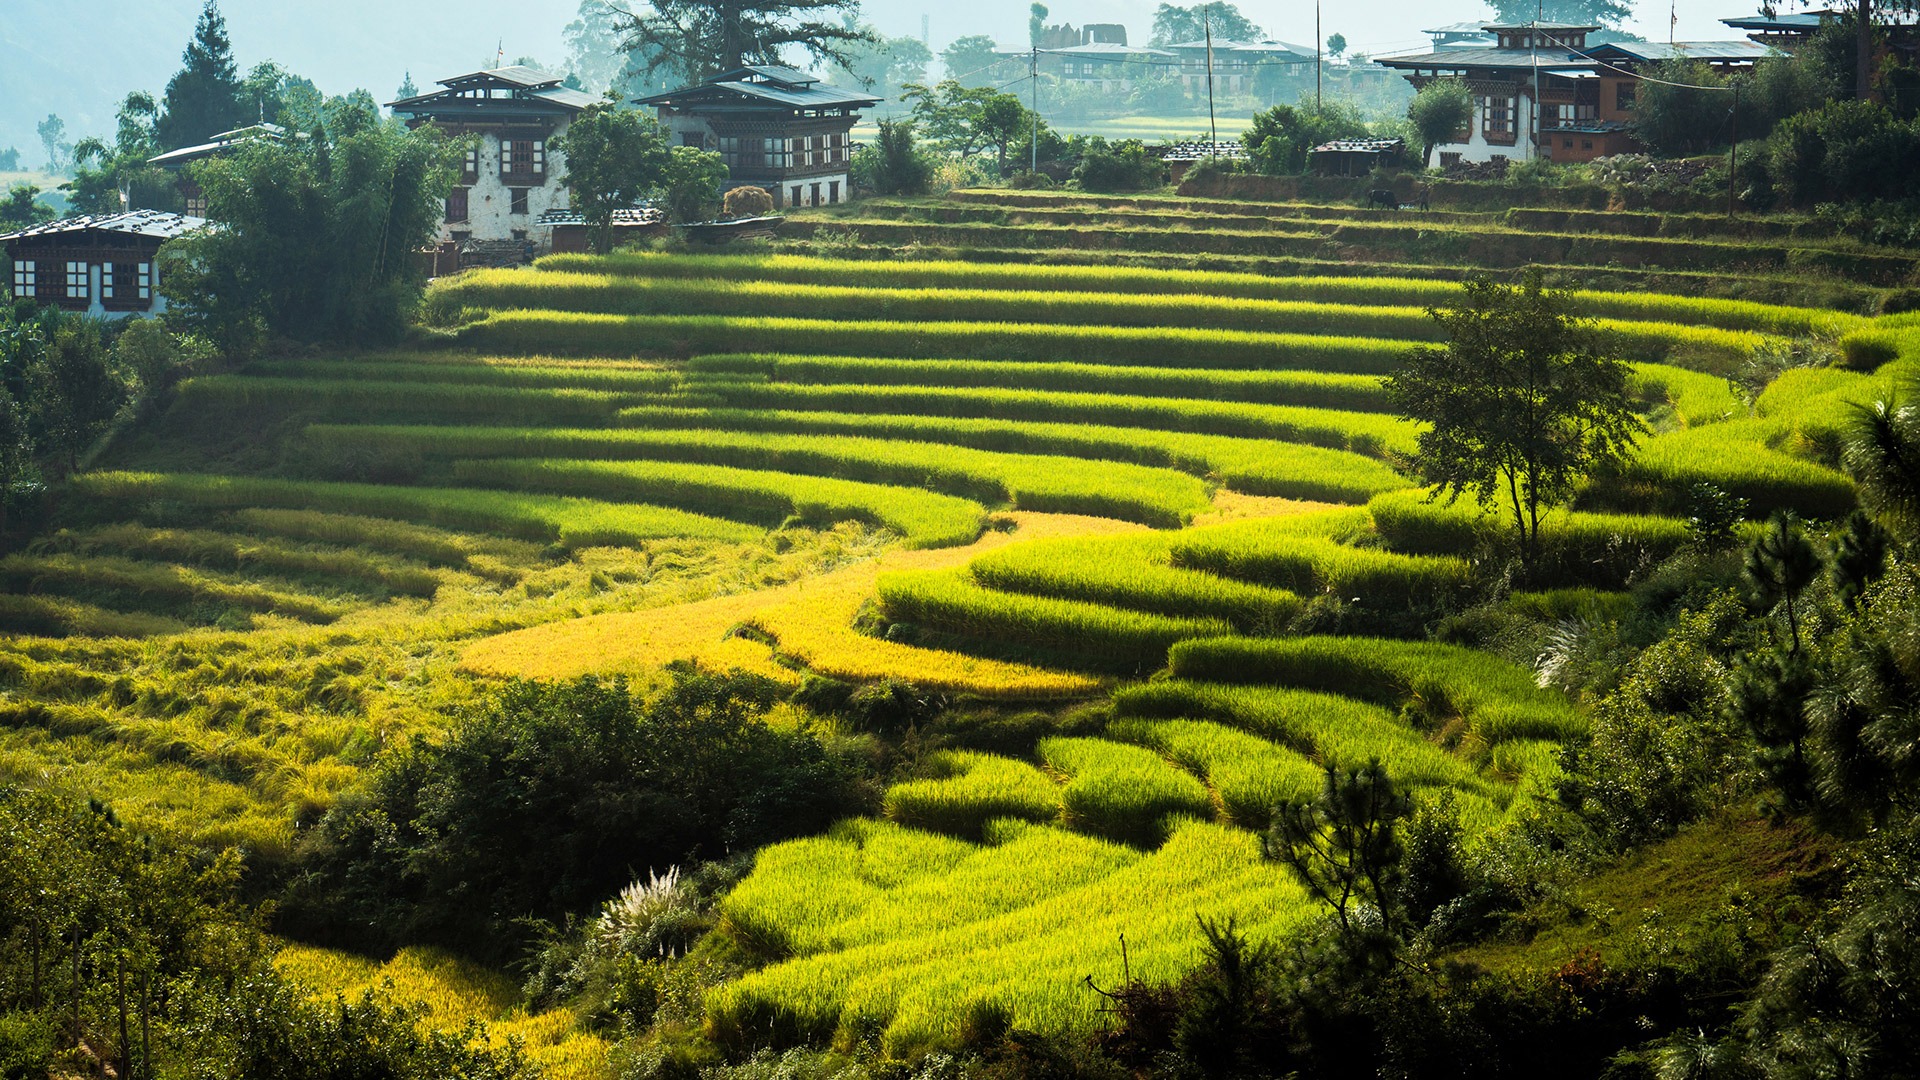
left=436, top=127, right=573, bottom=247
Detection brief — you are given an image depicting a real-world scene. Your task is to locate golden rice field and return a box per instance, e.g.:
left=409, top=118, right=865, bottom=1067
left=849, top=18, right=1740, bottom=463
left=5, top=189, right=1912, bottom=1059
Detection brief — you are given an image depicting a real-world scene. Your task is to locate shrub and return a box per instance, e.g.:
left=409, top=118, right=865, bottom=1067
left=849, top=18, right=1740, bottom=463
left=723, top=186, right=775, bottom=218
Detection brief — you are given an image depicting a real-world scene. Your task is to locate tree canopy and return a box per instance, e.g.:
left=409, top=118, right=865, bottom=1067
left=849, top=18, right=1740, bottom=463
left=939, top=34, right=1007, bottom=85
left=609, top=0, right=876, bottom=87
left=1487, top=0, right=1633, bottom=28
left=1406, top=78, right=1473, bottom=167
left=1243, top=102, right=1367, bottom=175
left=1384, top=274, right=1644, bottom=567
left=1149, top=2, right=1264, bottom=45
left=156, top=0, right=244, bottom=150
left=836, top=27, right=933, bottom=98
left=550, top=101, right=675, bottom=250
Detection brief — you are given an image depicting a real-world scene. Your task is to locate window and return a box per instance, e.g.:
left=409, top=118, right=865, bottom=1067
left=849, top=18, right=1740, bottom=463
left=1615, top=83, right=1636, bottom=110
left=1563, top=138, right=1575, bottom=149
left=1439, top=151, right=1462, bottom=167
left=511, top=229, right=528, bottom=241
left=65, top=261, right=88, bottom=300
left=510, top=188, right=530, bottom=215
left=447, top=186, right=469, bottom=223
left=185, top=190, right=208, bottom=217
left=1582, top=139, right=1594, bottom=150
left=681, top=132, right=702, bottom=146
left=828, top=180, right=841, bottom=204
left=10, top=260, right=33, bottom=299
left=137, top=262, right=152, bottom=301
left=1483, top=95, right=1515, bottom=137
left=463, top=146, right=480, bottom=182
left=502, top=139, right=546, bottom=178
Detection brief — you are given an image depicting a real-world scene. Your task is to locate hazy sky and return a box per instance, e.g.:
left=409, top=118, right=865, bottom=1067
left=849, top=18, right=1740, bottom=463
left=1, top=0, right=1763, bottom=159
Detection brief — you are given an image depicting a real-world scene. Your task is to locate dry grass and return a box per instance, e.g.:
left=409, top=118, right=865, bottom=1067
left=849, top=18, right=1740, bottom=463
left=459, top=512, right=1139, bottom=696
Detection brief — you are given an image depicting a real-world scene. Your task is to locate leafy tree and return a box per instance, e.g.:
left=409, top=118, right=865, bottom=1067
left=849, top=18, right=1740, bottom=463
left=609, top=0, right=876, bottom=87
left=1407, top=78, right=1473, bottom=167
left=1266, top=761, right=1413, bottom=941
left=0, top=147, right=18, bottom=171
left=35, top=114, right=68, bottom=173
left=1029, top=2, right=1049, bottom=47
left=854, top=118, right=931, bottom=195
left=659, top=144, right=729, bottom=222
left=1629, top=58, right=1733, bottom=156
left=1761, top=99, right=1920, bottom=207
left=286, top=669, right=871, bottom=962
left=157, top=0, right=244, bottom=150
left=1149, top=2, right=1264, bottom=45
left=1384, top=274, right=1644, bottom=567
left=1243, top=101, right=1367, bottom=175
left=24, top=319, right=125, bottom=476
left=1488, top=0, right=1633, bottom=29
left=835, top=25, right=932, bottom=98
left=941, top=34, right=1007, bottom=85
left=161, top=110, right=458, bottom=349
left=0, top=185, right=52, bottom=231
left=902, top=80, right=1045, bottom=172
left=66, top=92, right=173, bottom=216
left=549, top=101, right=672, bottom=252
left=563, top=0, right=674, bottom=98
left=1327, top=32, right=1347, bottom=59
left=1073, top=137, right=1163, bottom=192
left=0, top=392, right=34, bottom=535
left=979, top=91, right=1035, bottom=175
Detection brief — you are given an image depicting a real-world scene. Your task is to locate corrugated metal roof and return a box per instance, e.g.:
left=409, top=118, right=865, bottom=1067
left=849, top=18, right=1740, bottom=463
left=1590, top=40, right=1776, bottom=61
left=1373, top=47, right=1599, bottom=69
left=537, top=207, right=664, bottom=227
left=0, top=210, right=210, bottom=243
left=1425, top=20, right=1493, bottom=34
left=439, top=65, right=561, bottom=89
left=1721, top=10, right=1840, bottom=30
left=638, top=76, right=878, bottom=109
left=1163, top=37, right=1314, bottom=56
left=724, top=65, right=820, bottom=86
left=147, top=123, right=292, bottom=167
left=1161, top=140, right=1249, bottom=161
left=528, top=85, right=598, bottom=109
left=1310, top=137, right=1405, bottom=154
left=1043, top=42, right=1175, bottom=57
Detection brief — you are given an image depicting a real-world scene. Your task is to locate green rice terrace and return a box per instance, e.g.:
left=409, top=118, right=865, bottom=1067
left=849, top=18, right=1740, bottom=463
left=7, top=189, right=1917, bottom=1070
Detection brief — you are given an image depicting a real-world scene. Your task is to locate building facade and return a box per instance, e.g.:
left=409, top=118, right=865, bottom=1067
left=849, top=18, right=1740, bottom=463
left=390, top=66, right=594, bottom=251
left=148, top=123, right=295, bottom=217
left=1, top=211, right=206, bottom=319
left=638, top=67, right=878, bottom=209
left=1163, top=39, right=1317, bottom=94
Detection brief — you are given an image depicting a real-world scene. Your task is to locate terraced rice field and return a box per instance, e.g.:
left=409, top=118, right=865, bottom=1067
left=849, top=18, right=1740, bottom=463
left=7, top=190, right=1913, bottom=1059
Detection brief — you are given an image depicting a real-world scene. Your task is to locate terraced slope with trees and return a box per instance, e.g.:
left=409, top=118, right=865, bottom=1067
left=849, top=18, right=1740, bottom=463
left=6, top=189, right=1918, bottom=1075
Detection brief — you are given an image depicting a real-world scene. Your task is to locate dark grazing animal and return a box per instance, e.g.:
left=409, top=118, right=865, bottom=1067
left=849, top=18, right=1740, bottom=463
left=1367, top=188, right=1399, bottom=210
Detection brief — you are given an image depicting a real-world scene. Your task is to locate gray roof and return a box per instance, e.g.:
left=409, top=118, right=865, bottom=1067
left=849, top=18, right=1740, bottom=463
left=389, top=66, right=594, bottom=112
left=1721, top=10, right=1840, bottom=30
left=1, top=210, right=209, bottom=243
left=1373, top=47, right=1601, bottom=70
left=1425, top=20, right=1494, bottom=34
left=1589, top=40, right=1775, bottom=61
left=1310, top=137, right=1405, bottom=154
left=637, top=72, right=878, bottom=110
left=1163, top=37, right=1315, bottom=56
left=723, top=65, right=820, bottom=85
left=537, top=207, right=664, bottom=227
left=147, top=123, right=293, bottom=167
left=1043, top=42, right=1175, bottom=57
left=1161, top=140, right=1249, bottom=161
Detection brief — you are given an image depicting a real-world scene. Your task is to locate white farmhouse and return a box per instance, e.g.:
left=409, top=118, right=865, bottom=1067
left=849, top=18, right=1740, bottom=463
left=389, top=66, right=595, bottom=261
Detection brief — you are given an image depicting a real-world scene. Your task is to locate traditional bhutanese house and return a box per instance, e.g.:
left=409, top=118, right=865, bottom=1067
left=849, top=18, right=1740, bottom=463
left=1158, top=140, right=1247, bottom=183
left=1308, top=137, right=1407, bottom=176
left=637, top=67, right=878, bottom=209
left=1721, top=9, right=1841, bottom=51
left=389, top=66, right=594, bottom=253
left=2, top=211, right=206, bottom=318
left=1162, top=39, right=1317, bottom=94
left=1550, top=39, right=1773, bottom=163
left=539, top=207, right=669, bottom=254
left=1039, top=42, right=1176, bottom=90
left=1375, top=23, right=1605, bottom=167
left=147, top=123, right=294, bottom=217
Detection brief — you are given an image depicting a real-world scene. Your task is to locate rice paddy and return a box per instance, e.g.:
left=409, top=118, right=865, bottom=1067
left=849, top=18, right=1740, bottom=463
left=3, top=186, right=1893, bottom=1063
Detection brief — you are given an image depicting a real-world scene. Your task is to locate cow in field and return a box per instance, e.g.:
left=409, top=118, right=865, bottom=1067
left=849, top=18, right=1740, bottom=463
left=1367, top=188, right=1398, bottom=210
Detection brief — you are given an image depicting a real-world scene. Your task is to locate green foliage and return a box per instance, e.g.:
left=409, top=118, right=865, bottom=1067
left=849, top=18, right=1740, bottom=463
left=156, top=0, right=243, bottom=150
left=901, top=81, right=1050, bottom=174
left=1386, top=273, right=1645, bottom=568
left=0, top=185, right=53, bottom=231
left=853, top=119, right=931, bottom=196
left=1071, top=138, right=1163, bottom=193
left=161, top=112, right=459, bottom=348
left=1629, top=59, right=1732, bottom=157
left=551, top=102, right=673, bottom=249
left=1759, top=99, right=1920, bottom=209
left=1038, top=736, right=1213, bottom=846
left=1267, top=761, right=1413, bottom=940
left=882, top=751, right=1061, bottom=839
left=1244, top=103, right=1368, bottom=176
left=1407, top=79, right=1472, bottom=166
left=1149, top=2, right=1263, bottom=45
left=660, top=145, right=729, bottom=224
left=608, top=0, right=875, bottom=86
left=286, top=669, right=871, bottom=962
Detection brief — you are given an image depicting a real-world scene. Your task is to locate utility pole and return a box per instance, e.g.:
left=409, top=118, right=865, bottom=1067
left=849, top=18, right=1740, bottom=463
left=1315, top=0, right=1323, bottom=109
left=1531, top=2, right=1543, bottom=161
left=1206, top=6, right=1218, bottom=153
left=1728, top=83, right=1739, bottom=218
left=1030, top=46, right=1039, bottom=173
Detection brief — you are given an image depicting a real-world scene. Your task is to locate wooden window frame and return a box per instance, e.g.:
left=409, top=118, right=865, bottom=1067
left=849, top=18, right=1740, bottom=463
left=463, top=146, right=480, bottom=183
left=510, top=187, right=530, bottom=215
left=10, top=259, right=33, bottom=299
left=446, top=186, right=470, bottom=223
left=65, top=260, right=89, bottom=302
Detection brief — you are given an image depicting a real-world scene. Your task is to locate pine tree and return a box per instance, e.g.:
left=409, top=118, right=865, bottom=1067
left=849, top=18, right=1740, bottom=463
left=396, top=71, right=419, bottom=101
left=157, top=1, right=244, bottom=150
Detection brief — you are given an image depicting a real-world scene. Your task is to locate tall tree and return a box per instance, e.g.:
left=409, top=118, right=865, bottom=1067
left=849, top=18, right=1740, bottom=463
left=1407, top=78, right=1474, bottom=167
left=1243, top=102, right=1367, bottom=175
left=1488, top=0, right=1633, bottom=29
left=836, top=28, right=933, bottom=98
left=1384, top=273, right=1645, bottom=567
left=157, top=0, right=244, bottom=150
left=854, top=118, right=931, bottom=195
left=65, top=92, right=172, bottom=215
left=1149, top=2, right=1264, bottom=45
left=1029, top=2, right=1049, bottom=47
left=0, top=186, right=52, bottom=231
left=548, top=101, right=673, bottom=253
left=658, top=144, right=730, bottom=222
left=609, top=0, right=876, bottom=87
left=940, top=34, right=1006, bottom=84
left=35, top=115, right=67, bottom=173
left=1327, top=32, right=1347, bottom=59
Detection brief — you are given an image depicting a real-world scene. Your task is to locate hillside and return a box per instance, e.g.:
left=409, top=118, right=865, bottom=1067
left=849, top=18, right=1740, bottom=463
left=4, top=189, right=1913, bottom=1072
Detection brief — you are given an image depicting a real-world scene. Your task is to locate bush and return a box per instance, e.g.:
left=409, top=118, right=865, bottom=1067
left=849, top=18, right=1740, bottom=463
left=1071, top=138, right=1163, bottom=193
left=285, top=668, right=873, bottom=961
left=723, top=186, right=774, bottom=218
left=1761, top=100, right=1920, bottom=208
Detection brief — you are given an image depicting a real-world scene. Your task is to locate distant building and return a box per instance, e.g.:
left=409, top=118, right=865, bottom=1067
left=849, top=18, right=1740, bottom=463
left=1025, top=42, right=1177, bottom=90
left=1, top=211, right=206, bottom=318
left=1162, top=39, right=1318, bottom=94
left=1720, top=9, right=1841, bottom=50
left=1159, top=139, right=1248, bottom=182
left=637, top=66, right=878, bottom=209
left=1376, top=24, right=1769, bottom=167
left=389, top=66, right=595, bottom=254
left=147, top=123, right=295, bottom=217
left=1308, top=137, right=1407, bottom=175
left=1424, top=21, right=1498, bottom=50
